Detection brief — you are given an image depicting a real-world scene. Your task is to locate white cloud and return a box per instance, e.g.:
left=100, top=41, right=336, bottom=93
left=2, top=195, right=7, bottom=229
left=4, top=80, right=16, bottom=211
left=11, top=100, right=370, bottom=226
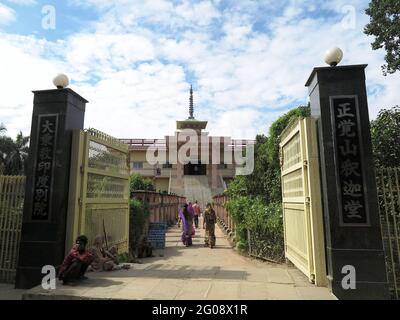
left=65, top=33, right=156, bottom=81
left=208, top=108, right=270, bottom=139
left=73, top=62, right=189, bottom=139
left=0, top=0, right=399, bottom=142
left=0, top=3, right=16, bottom=25
left=0, top=35, right=64, bottom=135
left=175, top=0, right=221, bottom=26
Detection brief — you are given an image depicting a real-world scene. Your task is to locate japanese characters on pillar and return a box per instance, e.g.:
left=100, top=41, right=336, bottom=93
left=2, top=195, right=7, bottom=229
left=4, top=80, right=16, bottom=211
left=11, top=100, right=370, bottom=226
left=31, top=114, right=58, bottom=221
left=330, top=96, right=369, bottom=226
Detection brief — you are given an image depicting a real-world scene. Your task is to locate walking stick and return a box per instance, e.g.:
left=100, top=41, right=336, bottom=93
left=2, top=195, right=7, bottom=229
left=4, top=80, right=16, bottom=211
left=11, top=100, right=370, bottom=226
left=103, top=218, right=109, bottom=251
left=103, top=218, right=119, bottom=264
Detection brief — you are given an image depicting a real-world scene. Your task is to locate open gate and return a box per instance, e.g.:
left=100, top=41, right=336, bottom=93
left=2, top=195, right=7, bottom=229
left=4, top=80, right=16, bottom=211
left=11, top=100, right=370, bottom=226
left=66, top=128, right=130, bottom=255
left=279, top=117, right=327, bottom=286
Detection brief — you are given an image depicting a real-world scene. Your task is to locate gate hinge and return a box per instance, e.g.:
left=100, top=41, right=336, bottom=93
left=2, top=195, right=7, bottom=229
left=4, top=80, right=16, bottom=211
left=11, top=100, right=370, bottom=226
left=303, top=160, right=308, bottom=167
left=305, top=197, right=311, bottom=205
left=78, top=198, right=83, bottom=206
left=80, top=165, right=84, bottom=174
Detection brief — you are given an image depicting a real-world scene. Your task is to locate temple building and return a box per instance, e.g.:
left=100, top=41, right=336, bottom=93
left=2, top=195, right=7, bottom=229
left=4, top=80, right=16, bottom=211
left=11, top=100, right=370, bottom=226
left=120, top=86, right=254, bottom=207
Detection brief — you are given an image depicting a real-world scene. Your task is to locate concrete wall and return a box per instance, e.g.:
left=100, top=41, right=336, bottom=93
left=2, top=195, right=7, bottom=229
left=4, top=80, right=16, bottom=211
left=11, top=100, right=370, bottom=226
left=155, top=178, right=170, bottom=193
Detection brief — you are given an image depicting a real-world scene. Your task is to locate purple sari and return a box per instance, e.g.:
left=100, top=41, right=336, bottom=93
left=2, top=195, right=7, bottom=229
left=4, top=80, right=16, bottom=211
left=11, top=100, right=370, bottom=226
left=179, top=208, right=193, bottom=246
left=188, top=203, right=194, bottom=216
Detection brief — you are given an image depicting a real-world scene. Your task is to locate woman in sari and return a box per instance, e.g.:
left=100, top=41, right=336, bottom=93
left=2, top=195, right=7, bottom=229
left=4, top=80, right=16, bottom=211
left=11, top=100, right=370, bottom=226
left=179, top=204, right=193, bottom=247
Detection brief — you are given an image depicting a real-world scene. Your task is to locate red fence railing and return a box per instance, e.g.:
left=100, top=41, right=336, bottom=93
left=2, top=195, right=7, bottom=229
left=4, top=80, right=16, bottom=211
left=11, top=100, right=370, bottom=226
left=131, top=191, right=186, bottom=224
left=213, top=194, right=235, bottom=236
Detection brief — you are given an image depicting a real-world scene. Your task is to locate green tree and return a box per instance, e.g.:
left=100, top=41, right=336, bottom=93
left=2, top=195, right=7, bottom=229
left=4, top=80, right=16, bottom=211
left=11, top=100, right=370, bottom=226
left=371, top=106, right=400, bottom=167
left=227, top=105, right=310, bottom=202
left=265, top=105, right=310, bottom=202
left=1, top=127, right=29, bottom=175
left=0, top=137, right=14, bottom=174
left=129, top=173, right=155, bottom=192
left=0, top=125, right=9, bottom=174
left=4, top=131, right=30, bottom=175
left=365, top=0, right=400, bottom=75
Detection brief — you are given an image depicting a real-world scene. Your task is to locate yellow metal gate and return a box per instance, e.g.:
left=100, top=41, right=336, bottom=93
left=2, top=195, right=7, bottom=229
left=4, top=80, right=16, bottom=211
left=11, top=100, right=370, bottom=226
left=279, top=117, right=327, bottom=286
left=0, top=176, right=25, bottom=283
left=376, top=167, right=400, bottom=299
left=66, top=129, right=130, bottom=255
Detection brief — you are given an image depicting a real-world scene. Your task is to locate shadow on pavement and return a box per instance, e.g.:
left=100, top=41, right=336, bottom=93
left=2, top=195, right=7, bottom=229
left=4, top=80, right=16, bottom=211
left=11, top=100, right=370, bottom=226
left=90, top=264, right=248, bottom=281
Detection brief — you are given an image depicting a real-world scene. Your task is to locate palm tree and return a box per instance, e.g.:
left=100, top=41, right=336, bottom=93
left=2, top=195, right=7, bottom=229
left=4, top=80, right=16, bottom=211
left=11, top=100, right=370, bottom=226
left=5, top=131, right=30, bottom=175
left=0, top=124, right=11, bottom=174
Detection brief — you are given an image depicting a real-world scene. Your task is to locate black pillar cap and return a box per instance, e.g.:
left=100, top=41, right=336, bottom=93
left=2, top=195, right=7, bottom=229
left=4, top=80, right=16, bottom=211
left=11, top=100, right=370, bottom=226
left=305, top=64, right=368, bottom=87
left=32, top=88, right=89, bottom=111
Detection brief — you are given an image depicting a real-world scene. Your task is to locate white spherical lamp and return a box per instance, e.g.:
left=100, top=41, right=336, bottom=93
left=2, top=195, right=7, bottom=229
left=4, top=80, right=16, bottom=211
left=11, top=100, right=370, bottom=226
left=53, top=74, right=70, bottom=89
left=324, top=47, right=343, bottom=67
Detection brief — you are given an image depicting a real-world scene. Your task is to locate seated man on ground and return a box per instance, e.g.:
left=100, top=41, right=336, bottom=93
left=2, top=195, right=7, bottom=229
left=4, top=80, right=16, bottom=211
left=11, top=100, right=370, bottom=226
left=58, top=235, right=94, bottom=285
left=89, top=235, right=121, bottom=272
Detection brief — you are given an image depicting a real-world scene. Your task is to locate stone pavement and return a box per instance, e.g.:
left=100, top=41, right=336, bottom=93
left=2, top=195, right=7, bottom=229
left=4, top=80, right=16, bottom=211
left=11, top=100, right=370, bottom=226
left=0, top=284, right=24, bottom=300
left=21, top=224, right=336, bottom=300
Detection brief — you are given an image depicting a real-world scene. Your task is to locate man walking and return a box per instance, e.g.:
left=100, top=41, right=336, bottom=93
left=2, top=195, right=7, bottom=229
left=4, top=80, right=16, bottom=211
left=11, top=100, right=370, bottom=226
left=192, top=200, right=202, bottom=229
left=203, top=203, right=217, bottom=248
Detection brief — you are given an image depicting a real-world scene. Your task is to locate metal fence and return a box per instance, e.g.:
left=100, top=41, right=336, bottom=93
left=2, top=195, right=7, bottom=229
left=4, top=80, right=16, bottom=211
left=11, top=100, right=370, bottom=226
left=0, top=175, right=25, bottom=283
left=246, top=228, right=285, bottom=264
left=376, top=167, right=400, bottom=300
left=66, top=128, right=130, bottom=255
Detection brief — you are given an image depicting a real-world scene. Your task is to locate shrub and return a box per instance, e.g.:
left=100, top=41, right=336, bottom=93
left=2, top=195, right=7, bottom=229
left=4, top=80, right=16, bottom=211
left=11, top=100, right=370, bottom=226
left=130, top=173, right=155, bottom=192
left=225, top=196, right=284, bottom=261
left=129, top=198, right=150, bottom=258
left=235, top=241, right=247, bottom=253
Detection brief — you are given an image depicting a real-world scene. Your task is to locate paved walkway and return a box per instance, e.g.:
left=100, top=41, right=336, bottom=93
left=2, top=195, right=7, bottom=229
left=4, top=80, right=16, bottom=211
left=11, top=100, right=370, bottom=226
left=0, top=284, right=24, bottom=300
left=22, top=224, right=335, bottom=300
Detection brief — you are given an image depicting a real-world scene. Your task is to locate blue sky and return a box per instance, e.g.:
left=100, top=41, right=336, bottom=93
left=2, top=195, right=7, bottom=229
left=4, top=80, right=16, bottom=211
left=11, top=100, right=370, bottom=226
left=0, top=0, right=399, bottom=139
left=2, top=1, right=98, bottom=39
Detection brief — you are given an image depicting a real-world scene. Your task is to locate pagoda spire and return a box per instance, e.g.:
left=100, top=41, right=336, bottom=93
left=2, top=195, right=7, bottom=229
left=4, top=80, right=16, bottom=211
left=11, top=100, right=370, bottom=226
left=176, top=85, right=208, bottom=130
left=189, top=85, right=194, bottom=119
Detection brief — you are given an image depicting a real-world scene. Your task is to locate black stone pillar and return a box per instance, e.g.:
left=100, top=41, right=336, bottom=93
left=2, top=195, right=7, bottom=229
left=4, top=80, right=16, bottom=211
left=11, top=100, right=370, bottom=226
left=15, top=88, right=88, bottom=289
left=306, top=65, right=389, bottom=299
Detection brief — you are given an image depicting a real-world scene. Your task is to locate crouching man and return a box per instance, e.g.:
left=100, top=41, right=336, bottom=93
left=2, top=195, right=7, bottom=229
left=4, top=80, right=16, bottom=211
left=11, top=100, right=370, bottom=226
left=58, top=235, right=94, bottom=285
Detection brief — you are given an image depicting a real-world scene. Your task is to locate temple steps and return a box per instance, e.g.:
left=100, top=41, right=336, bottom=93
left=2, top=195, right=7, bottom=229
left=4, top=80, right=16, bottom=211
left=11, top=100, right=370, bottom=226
left=169, top=175, right=225, bottom=208
left=182, top=176, right=212, bottom=209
